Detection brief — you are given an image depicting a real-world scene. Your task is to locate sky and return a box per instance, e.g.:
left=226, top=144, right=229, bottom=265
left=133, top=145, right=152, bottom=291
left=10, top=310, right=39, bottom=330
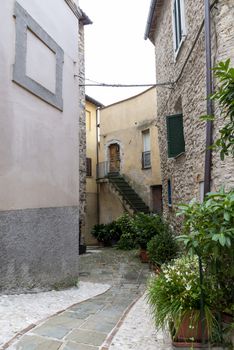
left=79, top=0, right=156, bottom=106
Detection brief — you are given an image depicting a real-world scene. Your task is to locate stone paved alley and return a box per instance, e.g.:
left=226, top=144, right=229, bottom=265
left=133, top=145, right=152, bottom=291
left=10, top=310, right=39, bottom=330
left=2, top=247, right=172, bottom=350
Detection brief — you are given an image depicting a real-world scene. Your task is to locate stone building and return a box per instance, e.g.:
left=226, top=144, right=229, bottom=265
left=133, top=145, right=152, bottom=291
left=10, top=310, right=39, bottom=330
left=0, top=0, right=91, bottom=291
left=145, top=0, right=234, bottom=230
left=98, top=87, right=162, bottom=224
left=85, top=95, right=104, bottom=245
left=78, top=8, right=92, bottom=250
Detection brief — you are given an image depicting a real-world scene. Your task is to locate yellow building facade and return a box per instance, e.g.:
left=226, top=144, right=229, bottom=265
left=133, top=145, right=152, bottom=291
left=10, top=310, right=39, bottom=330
left=85, top=95, right=103, bottom=245
left=98, top=87, right=162, bottom=223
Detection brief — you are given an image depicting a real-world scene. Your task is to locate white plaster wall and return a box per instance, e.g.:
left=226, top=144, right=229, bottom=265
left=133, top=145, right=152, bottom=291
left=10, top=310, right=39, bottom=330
left=26, top=30, right=56, bottom=93
left=0, top=0, right=79, bottom=210
left=17, top=0, right=79, bottom=61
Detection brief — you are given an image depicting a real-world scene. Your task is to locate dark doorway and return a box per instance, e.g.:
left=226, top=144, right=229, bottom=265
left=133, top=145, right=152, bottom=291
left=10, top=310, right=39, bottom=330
left=109, top=143, right=120, bottom=173
left=151, top=185, right=163, bottom=214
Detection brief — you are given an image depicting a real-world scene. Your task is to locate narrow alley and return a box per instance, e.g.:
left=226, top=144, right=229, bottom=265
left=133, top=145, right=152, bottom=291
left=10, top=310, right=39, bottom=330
left=2, top=248, right=172, bottom=350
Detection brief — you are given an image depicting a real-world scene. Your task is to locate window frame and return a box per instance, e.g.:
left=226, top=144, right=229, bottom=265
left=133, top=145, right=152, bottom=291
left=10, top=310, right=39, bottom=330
left=172, top=0, right=186, bottom=58
left=86, top=157, right=92, bottom=177
left=142, top=129, right=151, bottom=169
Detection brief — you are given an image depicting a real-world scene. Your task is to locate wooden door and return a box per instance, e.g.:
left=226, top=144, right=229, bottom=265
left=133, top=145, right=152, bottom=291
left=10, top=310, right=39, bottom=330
left=109, top=143, right=120, bottom=173
left=151, top=185, right=163, bottom=214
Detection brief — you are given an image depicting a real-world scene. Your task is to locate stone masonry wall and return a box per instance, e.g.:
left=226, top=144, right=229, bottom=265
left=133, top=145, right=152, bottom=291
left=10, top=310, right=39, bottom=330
left=78, top=21, right=87, bottom=244
left=153, top=0, right=234, bottom=232
left=211, top=1, right=234, bottom=191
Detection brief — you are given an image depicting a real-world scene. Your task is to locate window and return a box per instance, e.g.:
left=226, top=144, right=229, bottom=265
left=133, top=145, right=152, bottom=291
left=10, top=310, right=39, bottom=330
left=168, top=179, right=172, bottom=206
left=142, top=129, right=151, bottom=169
left=172, top=0, right=186, bottom=53
left=166, top=114, right=185, bottom=158
left=86, top=157, right=92, bottom=177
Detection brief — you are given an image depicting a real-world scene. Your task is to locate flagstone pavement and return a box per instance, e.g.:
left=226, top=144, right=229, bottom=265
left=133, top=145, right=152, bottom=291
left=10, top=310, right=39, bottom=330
left=3, top=247, right=172, bottom=350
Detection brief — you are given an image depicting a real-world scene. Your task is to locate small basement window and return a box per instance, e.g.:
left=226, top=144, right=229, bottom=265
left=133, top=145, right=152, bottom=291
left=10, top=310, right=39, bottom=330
left=166, top=114, right=185, bottom=158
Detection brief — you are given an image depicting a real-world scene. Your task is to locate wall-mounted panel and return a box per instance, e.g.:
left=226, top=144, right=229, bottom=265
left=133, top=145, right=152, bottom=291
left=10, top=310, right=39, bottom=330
left=13, top=2, right=64, bottom=110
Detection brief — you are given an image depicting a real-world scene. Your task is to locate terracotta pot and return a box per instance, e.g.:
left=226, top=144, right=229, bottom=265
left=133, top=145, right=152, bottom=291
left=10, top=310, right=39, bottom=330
left=175, top=313, right=208, bottom=343
left=149, top=262, right=161, bottom=274
left=172, top=340, right=207, bottom=348
left=139, top=249, right=149, bottom=263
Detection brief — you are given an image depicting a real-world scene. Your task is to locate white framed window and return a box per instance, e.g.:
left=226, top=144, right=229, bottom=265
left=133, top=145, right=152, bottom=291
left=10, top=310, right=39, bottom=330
left=142, top=129, right=151, bottom=169
left=172, top=0, right=186, bottom=56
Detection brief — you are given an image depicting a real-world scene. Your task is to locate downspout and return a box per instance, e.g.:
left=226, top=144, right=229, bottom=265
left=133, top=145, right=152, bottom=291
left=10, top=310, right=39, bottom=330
left=96, top=107, right=100, bottom=224
left=200, top=1, right=214, bottom=346
left=204, top=0, right=214, bottom=195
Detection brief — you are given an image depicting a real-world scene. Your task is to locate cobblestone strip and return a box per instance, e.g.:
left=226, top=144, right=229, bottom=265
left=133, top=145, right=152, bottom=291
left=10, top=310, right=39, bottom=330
left=2, top=288, right=111, bottom=350
left=5, top=286, right=143, bottom=350
left=100, top=293, right=143, bottom=350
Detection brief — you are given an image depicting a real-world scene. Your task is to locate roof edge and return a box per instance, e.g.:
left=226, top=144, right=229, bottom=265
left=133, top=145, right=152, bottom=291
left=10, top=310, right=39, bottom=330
left=85, top=95, right=104, bottom=108
left=64, top=0, right=92, bottom=24
left=101, top=87, right=156, bottom=110
left=144, top=0, right=157, bottom=40
left=80, top=8, right=93, bottom=25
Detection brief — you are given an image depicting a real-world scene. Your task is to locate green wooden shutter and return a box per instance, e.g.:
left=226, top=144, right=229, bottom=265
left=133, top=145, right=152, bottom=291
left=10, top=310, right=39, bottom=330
left=166, top=114, right=185, bottom=158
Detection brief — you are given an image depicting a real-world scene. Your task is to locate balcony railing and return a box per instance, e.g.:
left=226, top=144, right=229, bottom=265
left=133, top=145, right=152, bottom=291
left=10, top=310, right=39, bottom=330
left=142, top=151, right=151, bottom=169
left=97, top=161, right=110, bottom=179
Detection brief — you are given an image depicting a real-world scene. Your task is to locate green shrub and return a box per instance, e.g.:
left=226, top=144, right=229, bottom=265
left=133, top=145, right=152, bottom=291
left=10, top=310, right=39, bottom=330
left=91, top=224, right=107, bottom=242
left=104, top=221, right=122, bottom=243
left=116, top=213, right=134, bottom=234
left=116, top=213, right=137, bottom=250
left=133, top=213, right=166, bottom=249
left=147, top=228, right=179, bottom=266
left=91, top=221, right=121, bottom=246
left=117, top=232, right=138, bottom=250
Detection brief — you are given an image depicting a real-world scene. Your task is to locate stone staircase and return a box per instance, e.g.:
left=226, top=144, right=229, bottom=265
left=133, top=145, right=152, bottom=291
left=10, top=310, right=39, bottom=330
left=107, top=172, right=150, bottom=214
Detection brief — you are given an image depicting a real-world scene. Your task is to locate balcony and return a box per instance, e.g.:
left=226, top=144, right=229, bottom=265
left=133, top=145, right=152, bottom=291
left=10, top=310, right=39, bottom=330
left=97, top=161, right=110, bottom=179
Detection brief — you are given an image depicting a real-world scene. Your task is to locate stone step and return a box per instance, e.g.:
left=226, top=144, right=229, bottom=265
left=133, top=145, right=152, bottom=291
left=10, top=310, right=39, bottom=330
left=108, top=173, right=150, bottom=214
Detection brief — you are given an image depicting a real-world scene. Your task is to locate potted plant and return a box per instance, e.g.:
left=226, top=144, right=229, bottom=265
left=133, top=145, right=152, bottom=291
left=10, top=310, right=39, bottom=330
left=133, top=212, right=165, bottom=262
left=177, top=189, right=234, bottom=335
left=147, top=256, right=220, bottom=347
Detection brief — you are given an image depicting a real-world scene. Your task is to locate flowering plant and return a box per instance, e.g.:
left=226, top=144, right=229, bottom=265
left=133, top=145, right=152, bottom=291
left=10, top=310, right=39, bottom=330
left=147, top=256, right=220, bottom=339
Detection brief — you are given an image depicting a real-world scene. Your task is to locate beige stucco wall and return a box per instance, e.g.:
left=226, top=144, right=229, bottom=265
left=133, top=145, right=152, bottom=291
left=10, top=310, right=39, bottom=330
left=99, top=87, right=161, bottom=214
left=86, top=101, right=98, bottom=193
left=150, top=0, right=234, bottom=230
left=85, top=100, right=98, bottom=244
left=99, top=182, right=128, bottom=224
left=0, top=0, right=79, bottom=210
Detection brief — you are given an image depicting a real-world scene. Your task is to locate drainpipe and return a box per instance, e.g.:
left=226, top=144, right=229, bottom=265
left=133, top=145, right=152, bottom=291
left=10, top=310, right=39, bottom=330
left=96, top=107, right=100, bottom=224
left=204, top=0, right=214, bottom=196
left=199, top=1, right=214, bottom=346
